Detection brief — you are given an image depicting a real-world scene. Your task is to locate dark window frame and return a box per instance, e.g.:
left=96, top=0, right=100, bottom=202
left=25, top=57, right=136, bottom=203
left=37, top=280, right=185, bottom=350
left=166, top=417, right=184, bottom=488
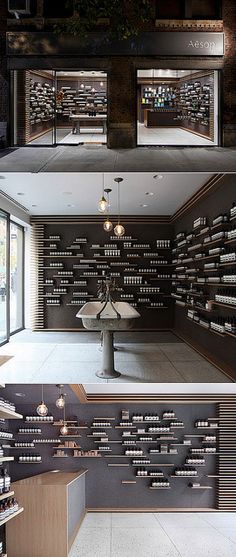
left=156, top=0, right=222, bottom=20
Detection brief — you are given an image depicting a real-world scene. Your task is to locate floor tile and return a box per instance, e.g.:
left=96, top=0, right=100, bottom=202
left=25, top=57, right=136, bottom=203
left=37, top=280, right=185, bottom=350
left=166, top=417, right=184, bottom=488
left=111, top=512, right=158, bottom=528
left=217, top=528, right=236, bottom=544
left=69, top=527, right=111, bottom=557
left=82, top=512, right=112, bottom=528
left=34, top=361, right=108, bottom=383
left=155, top=512, right=210, bottom=529
left=199, top=512, right=236, bottom=528
left=0, top=360, right=42, bottom=382
left=172, top=361, right=231, bottom=383
left=111, top=526, right=180, bottom=557
left=166, top=526, right=236, bottom=557
left=46, top=344, right=100, bottom=362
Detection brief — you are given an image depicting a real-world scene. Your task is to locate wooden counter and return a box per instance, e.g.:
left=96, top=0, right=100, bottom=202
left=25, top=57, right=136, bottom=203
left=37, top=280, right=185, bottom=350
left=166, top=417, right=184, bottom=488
left=144, top=109, right=180, bottom=127
left=6, top=470, right=87, bottom=557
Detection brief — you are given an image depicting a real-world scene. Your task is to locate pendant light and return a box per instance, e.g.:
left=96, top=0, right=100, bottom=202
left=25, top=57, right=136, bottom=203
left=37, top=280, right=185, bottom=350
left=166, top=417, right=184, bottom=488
left=55, top=384, right=66, bottom=409
left=98, top=173, right=109, bottom=213
left=103, top=188, right=113, bottom=232
left=36, top=385, right=48, bottom=417
left=60, top=402, right=68, bottom=436
left=114, top=177, right=125, bottom=237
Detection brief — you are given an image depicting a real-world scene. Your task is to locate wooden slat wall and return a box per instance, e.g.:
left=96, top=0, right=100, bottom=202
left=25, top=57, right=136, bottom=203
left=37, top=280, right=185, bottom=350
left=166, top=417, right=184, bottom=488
left=218, top=402, right=236, bottom=511
left=30, top=223, right=45, bottom=330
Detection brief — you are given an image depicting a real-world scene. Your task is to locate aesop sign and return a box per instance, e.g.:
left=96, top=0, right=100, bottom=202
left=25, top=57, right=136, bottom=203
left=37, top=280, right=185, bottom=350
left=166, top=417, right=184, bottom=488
left=7, top=31, right=224, bottom=57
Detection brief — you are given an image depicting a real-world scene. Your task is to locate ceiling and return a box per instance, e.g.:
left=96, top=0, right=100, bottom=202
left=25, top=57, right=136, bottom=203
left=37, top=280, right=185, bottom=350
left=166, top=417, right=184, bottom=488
left=137, top=70, right=199, bottom=79
left=4, top=384, right=79, bottom=405
left=0, top=172, right=213, bottom=217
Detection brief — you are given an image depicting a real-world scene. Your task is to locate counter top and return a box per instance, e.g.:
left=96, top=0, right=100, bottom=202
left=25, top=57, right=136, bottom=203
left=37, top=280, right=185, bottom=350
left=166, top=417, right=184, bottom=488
left=13, top=470, right=88, bottom=487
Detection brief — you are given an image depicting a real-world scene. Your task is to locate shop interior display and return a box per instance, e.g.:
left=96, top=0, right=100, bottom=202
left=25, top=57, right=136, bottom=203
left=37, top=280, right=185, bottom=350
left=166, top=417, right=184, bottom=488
left=35, top=225, right=173, bottom=330
left=172, top=200, right=236, bottom=339
left=138, top=71, right=214, bottom=141
left=28, top=71, right=107, bottom=142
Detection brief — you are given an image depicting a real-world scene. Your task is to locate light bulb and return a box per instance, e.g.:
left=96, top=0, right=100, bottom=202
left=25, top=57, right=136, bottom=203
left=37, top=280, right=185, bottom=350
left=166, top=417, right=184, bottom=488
left=98, top=196, right=108, bottom=213
left=81, top=83, right=84, bottom=89
left=103, top=219, right=113, bottom=232
left=56, top=394, right=65, bottom=409
left=100, top=81, right=104, bottom=86
left=60, top=424, right=68, bottom=436
left=36, top=401, right=48, bottom=417
left=114, top=223, right=125, bottom=237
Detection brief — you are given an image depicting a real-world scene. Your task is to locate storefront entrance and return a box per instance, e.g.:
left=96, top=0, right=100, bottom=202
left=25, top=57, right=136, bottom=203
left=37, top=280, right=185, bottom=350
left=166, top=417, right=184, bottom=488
left=12, top=69, right=107, bottom=146
left=137, top=69, right=219, bottom=146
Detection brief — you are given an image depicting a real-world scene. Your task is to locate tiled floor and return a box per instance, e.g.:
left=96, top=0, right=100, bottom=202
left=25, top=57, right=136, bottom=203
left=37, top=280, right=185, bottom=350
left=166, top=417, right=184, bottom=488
left=69, top=512, right=236, bottom=557
left=0, top=331, right=231, bottom=383
left=29, top=127, right=106, bottom=145
left=137, top=124, right=214, bottom=146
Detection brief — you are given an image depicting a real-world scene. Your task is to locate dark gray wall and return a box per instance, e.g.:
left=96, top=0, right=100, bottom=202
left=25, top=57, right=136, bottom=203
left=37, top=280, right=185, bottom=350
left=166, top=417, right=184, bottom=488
left=174, top=174, right=236, bottom=378
left=42, top=221, right=174, bottom=331
left=9, top=402, right=217, bottom=509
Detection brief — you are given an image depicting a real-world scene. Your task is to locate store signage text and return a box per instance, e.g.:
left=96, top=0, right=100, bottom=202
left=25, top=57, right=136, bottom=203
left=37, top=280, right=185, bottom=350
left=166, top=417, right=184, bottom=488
left=188, top=40, right=216, bottom=51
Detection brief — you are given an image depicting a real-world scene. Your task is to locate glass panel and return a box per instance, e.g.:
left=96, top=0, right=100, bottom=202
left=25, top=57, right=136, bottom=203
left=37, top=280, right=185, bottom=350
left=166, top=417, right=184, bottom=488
left=13, top=70, right=55, bottom=146
left=10, top=223, right=23, bottom=333
left=0, top=214, right=7, bottom=343
left=137, top=69, right=219, bottom=146
left=55, top=71, right=107, bottom=145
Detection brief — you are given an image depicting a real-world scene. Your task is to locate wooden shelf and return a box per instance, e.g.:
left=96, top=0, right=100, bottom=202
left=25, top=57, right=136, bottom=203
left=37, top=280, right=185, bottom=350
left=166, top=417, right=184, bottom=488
left=219, top=261, right=236, bottom=267
left=0, top=491, right=14, bottom=502
left=122, top=481, right=137, bottom=484
left=107, top=464, right=129, bottom=467
left=0, top=457, right=14, bottom=462
left=0, top=407, right=23, bottom=420
left=0, top=507, right=24, bottom=527
left=149, top=487, right=171, bottom=490
left=18, top=462, right=42, bottom=464
left=190, top=486, right=213, bottom=489
left=24, top=420, right=54, bottom=424
left=170, top=475, right=199, bottom=478
left=213, top=302, right=236, bottom=310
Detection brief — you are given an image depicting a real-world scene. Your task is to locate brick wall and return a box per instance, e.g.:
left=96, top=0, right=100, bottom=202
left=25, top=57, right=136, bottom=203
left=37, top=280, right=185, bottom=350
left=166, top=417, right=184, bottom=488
left=221, top=0, right=236, bottom=146
left=0, top=2, right=8, bottom=140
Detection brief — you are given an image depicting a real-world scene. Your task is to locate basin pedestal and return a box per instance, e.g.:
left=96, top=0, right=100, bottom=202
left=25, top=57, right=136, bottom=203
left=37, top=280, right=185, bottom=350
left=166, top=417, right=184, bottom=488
left=96, top=331, right=121, bottom=379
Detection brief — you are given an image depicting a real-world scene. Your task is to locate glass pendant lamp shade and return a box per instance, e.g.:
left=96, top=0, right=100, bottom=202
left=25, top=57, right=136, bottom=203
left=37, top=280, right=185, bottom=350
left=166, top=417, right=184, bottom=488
left=114, top=223, right=125, bottom=237
left=114, top=177, right=125, bottom=237
left=36, top=385, right=48, bottom=417
left=103, top=219, right=113, bottom=232
left=98, top=173, right=109, bottom=213
left=98, top=196, right=108, bottom=213
left=55, top=385, right=66, bottom=409
left=60, top=424, right=69, bottom=436
left=60, top=402, right=68, bottom=435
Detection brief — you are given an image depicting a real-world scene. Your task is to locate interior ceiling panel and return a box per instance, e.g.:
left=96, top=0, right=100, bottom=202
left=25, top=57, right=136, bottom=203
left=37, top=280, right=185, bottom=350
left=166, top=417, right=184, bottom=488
left=0, top=172, right=213, bottom=216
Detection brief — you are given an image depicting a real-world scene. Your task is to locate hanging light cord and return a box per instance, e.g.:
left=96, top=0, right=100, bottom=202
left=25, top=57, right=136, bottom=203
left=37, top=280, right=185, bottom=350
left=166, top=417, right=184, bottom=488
left=117, top=182, right=121, bottom=225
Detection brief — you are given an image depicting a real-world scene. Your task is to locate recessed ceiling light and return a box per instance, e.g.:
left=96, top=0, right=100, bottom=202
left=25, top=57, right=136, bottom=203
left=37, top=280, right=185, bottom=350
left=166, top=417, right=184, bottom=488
left=32, top=204, right=37, bottom=207
left=67, top=204, right=75, bottom=208
left=0, top=176, right=5, bottom=179
left=145, top=192, right=154, bottom=196
left=153, top=175, right=164, bottom=180
left=62, top=191, right=72, bottom=195
left=140, top=204, right=148, bottom=208
left=17, top=192, right=25, bottom=195
left=14, top=392, right=26, bottom=397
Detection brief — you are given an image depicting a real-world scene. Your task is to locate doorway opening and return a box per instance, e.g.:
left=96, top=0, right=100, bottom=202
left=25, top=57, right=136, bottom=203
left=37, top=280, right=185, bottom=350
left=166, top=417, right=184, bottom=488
left=137, top=69, right=219, bottom=146
left=13, top=70, right=107, bottom=146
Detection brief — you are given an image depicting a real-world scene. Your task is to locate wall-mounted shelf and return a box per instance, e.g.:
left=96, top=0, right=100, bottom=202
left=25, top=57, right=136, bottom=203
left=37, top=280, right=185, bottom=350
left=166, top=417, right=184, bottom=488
left=0, top=491, right=14, bottom=502
left=0, top=457, right=14, bottom=462
left=0, top=407, right=23, bottom=420
left=0, top=507, right=24, bottom=527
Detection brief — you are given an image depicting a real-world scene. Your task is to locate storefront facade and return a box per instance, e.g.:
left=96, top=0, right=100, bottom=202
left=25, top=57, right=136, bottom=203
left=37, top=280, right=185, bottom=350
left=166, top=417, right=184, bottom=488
left=0, top=1, right=234, bottom=149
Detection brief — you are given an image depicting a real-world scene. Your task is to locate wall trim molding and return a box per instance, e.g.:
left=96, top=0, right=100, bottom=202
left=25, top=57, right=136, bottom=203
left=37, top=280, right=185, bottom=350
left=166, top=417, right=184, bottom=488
left=170, top=174, right=224, bottom=222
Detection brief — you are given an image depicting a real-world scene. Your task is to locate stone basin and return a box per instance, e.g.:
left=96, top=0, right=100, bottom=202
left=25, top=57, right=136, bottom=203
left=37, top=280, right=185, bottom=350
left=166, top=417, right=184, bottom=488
left=76, top=301, right=140, bottom=379
left=76, top=301, right=140, bottom=331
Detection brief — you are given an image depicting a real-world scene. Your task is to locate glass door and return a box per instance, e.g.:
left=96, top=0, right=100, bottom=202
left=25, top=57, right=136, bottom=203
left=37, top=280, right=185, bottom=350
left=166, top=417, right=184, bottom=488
left=10, top=222, right=24, bottom=334
left=13, top=70, right=56, bottom=146
left=0, top=212, right=8, bottom=344
left=55, top=71, right=107, bottom=145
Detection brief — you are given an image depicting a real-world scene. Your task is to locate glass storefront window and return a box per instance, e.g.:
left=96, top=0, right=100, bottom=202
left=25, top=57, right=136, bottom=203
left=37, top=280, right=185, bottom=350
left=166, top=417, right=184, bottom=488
left=12, top=70, right=108, bottom=147
left=0, top=213, right=7, bottom=344
left=137, top=69, right=219, bottom=147
left=10, top=222, right=24, bottom=333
